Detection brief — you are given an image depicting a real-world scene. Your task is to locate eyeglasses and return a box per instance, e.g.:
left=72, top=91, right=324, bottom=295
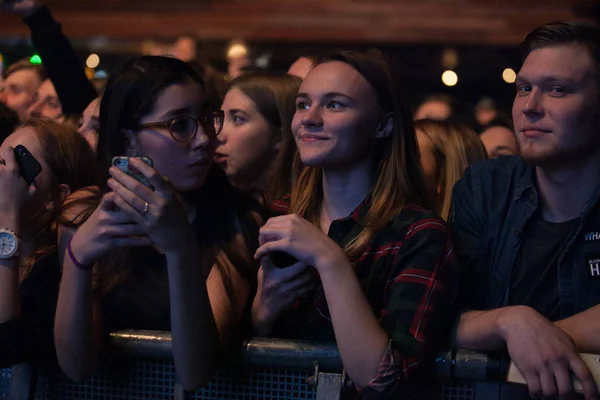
left=139, top=110, right=224, bottom=143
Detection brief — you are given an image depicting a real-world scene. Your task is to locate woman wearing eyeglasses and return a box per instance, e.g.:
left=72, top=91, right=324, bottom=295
left=54, top=56, right=264, bottom=390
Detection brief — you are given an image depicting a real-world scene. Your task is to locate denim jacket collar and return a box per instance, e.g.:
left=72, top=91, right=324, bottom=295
left=513, top=163, right=536, bottom=202
left=512, top=162, right=600, bottom=218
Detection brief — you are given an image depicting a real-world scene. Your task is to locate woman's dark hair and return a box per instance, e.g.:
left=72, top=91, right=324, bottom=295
left=0, top=102, right=19, bottom=145
left=290, top=50, right=430, bottom=260
left=187, top=60, right=228, bottom=112
left=227, top=72, right=302, bottom=201
left=67, top=55, right=263, bottom=299
left=522, top=21, right=600, bottom=92
left=22, top=118, right=96, bottom=272
left=96, top=56, right=206, bottom=188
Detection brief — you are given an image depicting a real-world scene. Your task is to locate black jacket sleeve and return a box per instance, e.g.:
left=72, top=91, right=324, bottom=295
left=23, top=7, right=97, bottom=116
left=0, top=318, right=28, bottom=368
left=0, top=254, right=61, bottom=369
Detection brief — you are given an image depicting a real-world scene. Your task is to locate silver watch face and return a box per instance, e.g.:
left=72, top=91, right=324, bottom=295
left=0, top=231, right=17, bottom=256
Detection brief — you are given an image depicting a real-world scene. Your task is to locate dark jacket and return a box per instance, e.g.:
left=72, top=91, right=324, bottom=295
left=449, top=156, right=600, bottom=319
left=23, top=7, right=97, bottom=116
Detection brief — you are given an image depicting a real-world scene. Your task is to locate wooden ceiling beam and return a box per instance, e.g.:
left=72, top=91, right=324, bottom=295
left=0, top=0, right=594, bottom=45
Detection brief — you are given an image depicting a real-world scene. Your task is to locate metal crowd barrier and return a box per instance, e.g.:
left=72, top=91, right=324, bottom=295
left=0, top=330, right=532, bottom=400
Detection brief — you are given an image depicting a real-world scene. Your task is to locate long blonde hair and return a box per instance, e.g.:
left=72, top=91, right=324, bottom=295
left=415, top=119, right=487, bottom=220
left=289, top=51, right=430, bottom=261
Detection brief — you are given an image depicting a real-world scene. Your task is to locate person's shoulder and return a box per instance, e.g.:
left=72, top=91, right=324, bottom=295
left=455, top=156, right=529, bottom=202
left=464, top=156, right=527, bottom=182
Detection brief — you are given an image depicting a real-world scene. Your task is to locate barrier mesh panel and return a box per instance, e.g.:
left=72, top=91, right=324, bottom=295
left=5, top=360, right=518, bottom=400
left=193, top=366, right=315, bottom=399
left=0, top=368, right=11, bottom=399
left=37, top=358, right=316, bottom=400
left=42, top=358, right=174, bottom=400
left=438, top=381, right=477, bottom=400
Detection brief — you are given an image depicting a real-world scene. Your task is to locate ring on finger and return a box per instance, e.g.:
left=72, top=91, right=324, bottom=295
left=142, top=201, right=149, bottom=214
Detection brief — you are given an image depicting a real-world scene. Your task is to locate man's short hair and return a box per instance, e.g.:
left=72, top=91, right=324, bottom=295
left=3, top=58, right=46, bottom=81
left=521, top=21, right=600, bottom=91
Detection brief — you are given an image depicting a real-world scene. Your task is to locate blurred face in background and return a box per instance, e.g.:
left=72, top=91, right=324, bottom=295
left=0, top=69, right=42, bottom=122
left=415, top=99, right=452, bottom=121
left=480, top=125, right=518, bottom=158
left=27, top=79, right=63, bottom=122
left=288, top=57, right=314, bottom=80
left=227, top=55, right=251, bottom=80
left=172, top=36, right=197, bottom=62
left=475, top=107, right=498, bottom=126
left=216, top=87, right=279, bottom=185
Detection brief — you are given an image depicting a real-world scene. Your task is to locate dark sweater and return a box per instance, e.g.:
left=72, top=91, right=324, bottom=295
left=0, top=253, right=60, bottom=369
left=23, top=7, right=97, bottom=116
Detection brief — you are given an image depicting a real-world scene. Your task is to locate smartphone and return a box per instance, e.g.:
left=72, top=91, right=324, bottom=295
left=269, top=251, right=299, bottom=269
left=111, top=156, right=154, bottom=188
left=14, top=145, right=42, bottom=185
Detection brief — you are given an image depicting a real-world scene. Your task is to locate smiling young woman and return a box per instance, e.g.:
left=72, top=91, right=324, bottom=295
left=251, top=51, right=459, bottom=398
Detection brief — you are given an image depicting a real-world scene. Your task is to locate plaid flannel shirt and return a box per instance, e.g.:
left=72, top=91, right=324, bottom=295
left=269, top=197, right=459, bottom=398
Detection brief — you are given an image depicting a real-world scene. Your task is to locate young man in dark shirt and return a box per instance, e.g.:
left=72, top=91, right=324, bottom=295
left=449, top=21, right=600, bottom=399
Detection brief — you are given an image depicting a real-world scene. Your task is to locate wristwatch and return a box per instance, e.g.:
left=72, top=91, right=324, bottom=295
left=0, top=228, right=22, bottom=260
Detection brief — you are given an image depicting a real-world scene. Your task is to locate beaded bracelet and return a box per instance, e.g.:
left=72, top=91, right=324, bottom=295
left=67, top=237, right=93, bottom=271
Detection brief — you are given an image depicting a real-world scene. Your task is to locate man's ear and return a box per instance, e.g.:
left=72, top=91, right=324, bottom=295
left=375, top=113, right=394, bottom=139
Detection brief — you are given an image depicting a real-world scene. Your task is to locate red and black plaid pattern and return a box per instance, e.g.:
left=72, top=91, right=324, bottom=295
left=268, top=198, right=459, bottom=398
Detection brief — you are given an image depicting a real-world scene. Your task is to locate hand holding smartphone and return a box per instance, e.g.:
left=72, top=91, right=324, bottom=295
left=14, top=145, right=42, bottom=185
left=111, top=156, right=154, bottom=188
left=269, top=251, right=299, bottom=269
